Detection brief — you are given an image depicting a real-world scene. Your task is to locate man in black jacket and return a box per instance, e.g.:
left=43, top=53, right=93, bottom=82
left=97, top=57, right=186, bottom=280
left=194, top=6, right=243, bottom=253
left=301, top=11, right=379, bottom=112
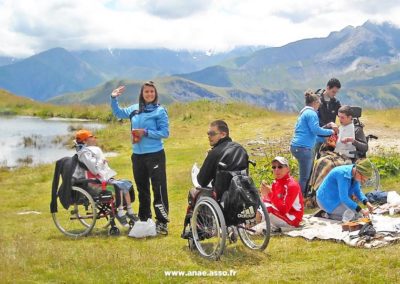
left=197, top=120, right=248, bottom=199
left=314, top=78, right=342, bottom=159
left=318, top=78, right=342, bottom=127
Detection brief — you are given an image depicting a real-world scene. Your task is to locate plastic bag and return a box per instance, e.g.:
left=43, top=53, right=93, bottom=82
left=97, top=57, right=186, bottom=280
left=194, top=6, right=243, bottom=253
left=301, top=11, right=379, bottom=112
left=387, top=191, right=400, bottom=205
left=128, top=218, right=156, bottom=238
left=342, top=209, right=355, bottom=222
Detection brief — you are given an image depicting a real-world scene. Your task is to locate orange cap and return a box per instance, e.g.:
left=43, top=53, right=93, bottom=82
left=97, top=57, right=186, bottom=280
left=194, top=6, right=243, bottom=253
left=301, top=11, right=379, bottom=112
left=75, top=129, right=94, bottom=142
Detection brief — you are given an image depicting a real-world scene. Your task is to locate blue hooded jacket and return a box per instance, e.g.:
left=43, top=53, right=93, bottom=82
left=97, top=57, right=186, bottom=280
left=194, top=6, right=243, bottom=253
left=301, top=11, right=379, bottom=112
left=111, top=98, right=169, bottom=154
left=316, top=165, right=368, bottom=213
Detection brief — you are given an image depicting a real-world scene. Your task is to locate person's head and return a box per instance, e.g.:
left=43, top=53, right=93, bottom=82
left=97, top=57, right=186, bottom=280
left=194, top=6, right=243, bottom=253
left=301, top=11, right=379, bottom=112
left=325, top=78, right=341, bottom=99
left=353, top=159, right=374, bottom=184
left=75, top=129, right=96, bottom=146
left=304, top=89, right=321, bottom=110
left=139, top=81, right=158, bottom=106
left=271, top=156, right=290, bottom=179
left=338, top=105, right=353, bottom=126
left=207, top=120, right=229, bottom=146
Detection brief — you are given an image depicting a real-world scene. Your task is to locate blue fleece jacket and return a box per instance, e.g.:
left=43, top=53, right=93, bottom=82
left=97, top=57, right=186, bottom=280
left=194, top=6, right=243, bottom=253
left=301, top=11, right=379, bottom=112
left=291, top=107, right=334, bottom=149
left=111, top=97, right=169, bottom=154
left=316, top=165, right=368, bottom=213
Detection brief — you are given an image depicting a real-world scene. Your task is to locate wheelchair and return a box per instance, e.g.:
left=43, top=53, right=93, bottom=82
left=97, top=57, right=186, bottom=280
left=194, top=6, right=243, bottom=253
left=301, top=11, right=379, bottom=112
left=306, top=107, right=380, bottom=206
left=351, top=106, right=380, bottom=191
left=181, top=162, right=271, bottom=260
left=52, top=178, right=136, bottom=238
left=356, top=134, right=380, bottom=191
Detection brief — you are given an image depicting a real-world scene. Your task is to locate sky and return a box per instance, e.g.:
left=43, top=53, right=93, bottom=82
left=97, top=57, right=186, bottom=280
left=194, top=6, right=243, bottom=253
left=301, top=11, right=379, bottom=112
left=0, top=0, right=399, bottom=57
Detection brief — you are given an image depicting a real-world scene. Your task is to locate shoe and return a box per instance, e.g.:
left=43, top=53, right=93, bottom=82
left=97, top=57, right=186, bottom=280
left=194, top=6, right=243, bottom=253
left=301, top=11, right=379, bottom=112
left=156, top=221, right=168, bottom=235
left=115, top=213, right=129, bottom=228
left=227, top=226, right=238, bottom=243
left=314, top=209, right=328, bottom=218
left=270, top=227, right=282, bottom=236
left=126, top=212, right=139, bottom=222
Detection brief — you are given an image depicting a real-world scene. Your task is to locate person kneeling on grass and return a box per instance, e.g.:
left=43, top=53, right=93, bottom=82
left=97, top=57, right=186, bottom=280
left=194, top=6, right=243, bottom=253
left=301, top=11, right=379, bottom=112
left=316, top=158, right=374, bottom=221
left=259, top=157, right=304, bottom=231
left=72, top=129, right=137, bottom=227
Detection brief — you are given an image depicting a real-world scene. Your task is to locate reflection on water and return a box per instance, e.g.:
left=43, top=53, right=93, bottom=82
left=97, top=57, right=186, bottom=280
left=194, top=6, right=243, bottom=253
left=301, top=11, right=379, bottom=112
left=0, top=116, right=104, bottom=168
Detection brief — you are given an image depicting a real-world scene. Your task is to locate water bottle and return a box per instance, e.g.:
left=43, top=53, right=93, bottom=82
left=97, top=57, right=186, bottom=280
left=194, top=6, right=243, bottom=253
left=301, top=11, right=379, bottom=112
left=342, top=209, right=355, bottom=222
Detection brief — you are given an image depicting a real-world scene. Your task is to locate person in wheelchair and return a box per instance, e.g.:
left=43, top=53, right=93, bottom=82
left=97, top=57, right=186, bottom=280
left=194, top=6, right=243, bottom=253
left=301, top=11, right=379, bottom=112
left=334, top=105, right=368, bottom=162
left=259, top=157, right=304, bottom=230
left=197, top=120, right=248, bottom=199
left=182, top=120, right=253, bottom=238
left=182, top=120, right=270, bottom=257
left=316, top=159, right=374, bottom=221
left=72, top=129, right=137, bottom=227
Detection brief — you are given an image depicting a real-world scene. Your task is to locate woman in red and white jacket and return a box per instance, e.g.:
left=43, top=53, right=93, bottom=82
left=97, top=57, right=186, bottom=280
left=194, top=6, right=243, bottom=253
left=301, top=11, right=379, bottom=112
left=260, top=156, right=304, bottom=229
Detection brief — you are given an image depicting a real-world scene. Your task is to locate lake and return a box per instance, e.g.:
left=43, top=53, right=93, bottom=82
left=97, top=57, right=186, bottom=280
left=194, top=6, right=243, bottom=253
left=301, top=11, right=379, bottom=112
left=0, top=116, right=104, bottom=168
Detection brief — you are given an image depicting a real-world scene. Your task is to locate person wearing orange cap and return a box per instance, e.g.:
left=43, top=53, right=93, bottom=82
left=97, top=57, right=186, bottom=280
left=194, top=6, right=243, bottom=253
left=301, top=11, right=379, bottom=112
left=73, top=129, right=137, bottom=227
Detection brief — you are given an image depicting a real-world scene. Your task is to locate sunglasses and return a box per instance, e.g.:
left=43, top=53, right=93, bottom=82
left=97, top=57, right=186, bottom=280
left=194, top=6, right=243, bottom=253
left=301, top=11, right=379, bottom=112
left=271, top=165, right=285, bottom=170
left=207, top=131, right=220, bottom=137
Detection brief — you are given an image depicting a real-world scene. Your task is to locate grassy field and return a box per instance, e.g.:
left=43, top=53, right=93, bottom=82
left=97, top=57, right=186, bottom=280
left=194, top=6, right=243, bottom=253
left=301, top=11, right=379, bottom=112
left=1, top=100, right=400, bottom=283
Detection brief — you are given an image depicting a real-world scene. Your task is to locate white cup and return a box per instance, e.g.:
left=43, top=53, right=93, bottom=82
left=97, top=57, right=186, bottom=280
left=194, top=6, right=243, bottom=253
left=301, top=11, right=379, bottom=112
left=389, top=207, right=395, bottom=216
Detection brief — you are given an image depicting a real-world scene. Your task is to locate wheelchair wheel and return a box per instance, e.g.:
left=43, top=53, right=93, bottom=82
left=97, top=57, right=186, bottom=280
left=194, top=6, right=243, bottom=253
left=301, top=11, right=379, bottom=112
left=363, top=162, right=381, bottom=191
left=237, top=200, right=271, bottom=251
left=191, top=196, right=227, bottom=260
left=52, top=186, right=97, bottom=238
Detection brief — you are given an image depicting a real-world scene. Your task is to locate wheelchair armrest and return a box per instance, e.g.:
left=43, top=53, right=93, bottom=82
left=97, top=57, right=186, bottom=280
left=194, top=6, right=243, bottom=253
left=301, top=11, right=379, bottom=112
left=73, top=178, right=102, bottom=185
left=195, top=186, right=214, bottom=192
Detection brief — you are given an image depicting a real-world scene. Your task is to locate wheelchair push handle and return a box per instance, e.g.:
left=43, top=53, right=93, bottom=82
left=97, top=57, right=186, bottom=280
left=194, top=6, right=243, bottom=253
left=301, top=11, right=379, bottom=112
left=248, top=160, right=256, bottom=167
left=367, top=134, right=378, bottom=140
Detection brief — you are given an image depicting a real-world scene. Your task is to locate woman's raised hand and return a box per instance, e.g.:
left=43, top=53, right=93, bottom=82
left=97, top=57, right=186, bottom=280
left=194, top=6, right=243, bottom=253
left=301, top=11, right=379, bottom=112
left=111, top=86, right=126, bottom=98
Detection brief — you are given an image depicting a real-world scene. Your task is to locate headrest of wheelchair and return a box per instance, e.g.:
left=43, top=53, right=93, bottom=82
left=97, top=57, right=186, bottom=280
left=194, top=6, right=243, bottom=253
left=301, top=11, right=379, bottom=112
left=350, top=106, right=362, bottom=118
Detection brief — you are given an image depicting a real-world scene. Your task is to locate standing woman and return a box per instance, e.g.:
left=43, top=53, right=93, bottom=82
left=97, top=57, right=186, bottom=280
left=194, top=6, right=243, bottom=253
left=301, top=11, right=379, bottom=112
left=110, top=81, right=170, bottom=235
left=290, top=89, right=337, bottom=196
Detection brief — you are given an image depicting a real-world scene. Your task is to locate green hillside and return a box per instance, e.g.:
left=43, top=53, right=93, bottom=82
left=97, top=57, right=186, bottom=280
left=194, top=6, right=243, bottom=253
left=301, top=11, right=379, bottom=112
left=0, top=89, right=112, bottom=121
left=1, top=100, right=400, bottom=282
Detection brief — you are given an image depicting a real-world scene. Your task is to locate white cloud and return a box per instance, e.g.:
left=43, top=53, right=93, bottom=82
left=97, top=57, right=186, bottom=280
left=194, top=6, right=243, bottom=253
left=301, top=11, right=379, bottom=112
left=0, top=0, right=399, bottom=57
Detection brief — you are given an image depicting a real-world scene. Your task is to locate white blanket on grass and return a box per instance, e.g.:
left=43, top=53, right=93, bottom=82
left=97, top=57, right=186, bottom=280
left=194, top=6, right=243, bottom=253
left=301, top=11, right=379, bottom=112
left=282, top=214, right=400, bottom=248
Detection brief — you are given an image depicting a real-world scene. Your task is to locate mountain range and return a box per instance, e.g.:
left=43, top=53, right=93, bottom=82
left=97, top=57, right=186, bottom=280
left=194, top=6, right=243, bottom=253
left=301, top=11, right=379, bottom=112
left=1, top=20, right=400, bottom=111
left=0, top=46, right=263, bottom=101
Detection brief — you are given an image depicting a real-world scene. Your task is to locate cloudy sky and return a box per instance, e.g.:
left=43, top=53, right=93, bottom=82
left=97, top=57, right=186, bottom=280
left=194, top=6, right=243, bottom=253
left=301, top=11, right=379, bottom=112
left=1, top=0, right=399, bottom=57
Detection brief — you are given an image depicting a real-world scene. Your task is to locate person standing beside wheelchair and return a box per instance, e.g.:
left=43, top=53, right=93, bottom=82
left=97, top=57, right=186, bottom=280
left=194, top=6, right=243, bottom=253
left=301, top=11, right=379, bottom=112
left=259, top=157, right=304, bottom=230
left=334, top=105, right=368, bottom=162
left=110, top=81, right=170, bottom=235
left=314, top=78, right=342, bottom=159
left=290, top=89, right=337, bottom=196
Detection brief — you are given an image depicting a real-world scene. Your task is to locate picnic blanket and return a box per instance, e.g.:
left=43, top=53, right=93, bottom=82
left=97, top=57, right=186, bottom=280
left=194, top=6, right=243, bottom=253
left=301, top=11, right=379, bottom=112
left=282, top=214, right=400, bottom=248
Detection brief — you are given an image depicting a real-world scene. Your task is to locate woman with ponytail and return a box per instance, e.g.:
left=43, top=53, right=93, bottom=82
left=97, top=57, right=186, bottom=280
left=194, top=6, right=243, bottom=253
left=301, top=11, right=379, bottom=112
left=290, top=89, right=338, bottom=196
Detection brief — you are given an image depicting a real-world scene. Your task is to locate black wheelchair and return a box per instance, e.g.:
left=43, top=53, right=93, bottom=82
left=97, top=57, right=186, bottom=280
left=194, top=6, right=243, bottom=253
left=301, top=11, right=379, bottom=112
left=52, top=177, right=136, bottom=238
left=181, top=162, right=271, bottom=260
left=306, top=107, right=380, bottom=207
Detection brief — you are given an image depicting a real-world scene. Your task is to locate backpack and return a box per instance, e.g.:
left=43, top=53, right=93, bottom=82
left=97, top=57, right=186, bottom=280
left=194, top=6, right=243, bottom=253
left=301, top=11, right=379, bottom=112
left=220, top=170, right=259, bottom=226
left=315, top=89, right=325, bottom=96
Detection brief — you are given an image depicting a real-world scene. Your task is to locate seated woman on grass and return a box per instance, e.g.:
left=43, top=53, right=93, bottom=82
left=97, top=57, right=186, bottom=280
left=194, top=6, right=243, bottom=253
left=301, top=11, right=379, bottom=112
left=259, top=156, right=304, bottom=231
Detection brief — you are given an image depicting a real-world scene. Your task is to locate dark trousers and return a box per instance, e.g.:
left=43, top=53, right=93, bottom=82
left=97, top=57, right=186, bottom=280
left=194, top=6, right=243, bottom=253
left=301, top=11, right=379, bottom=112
left=131, top=150, right=169, bottom=223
